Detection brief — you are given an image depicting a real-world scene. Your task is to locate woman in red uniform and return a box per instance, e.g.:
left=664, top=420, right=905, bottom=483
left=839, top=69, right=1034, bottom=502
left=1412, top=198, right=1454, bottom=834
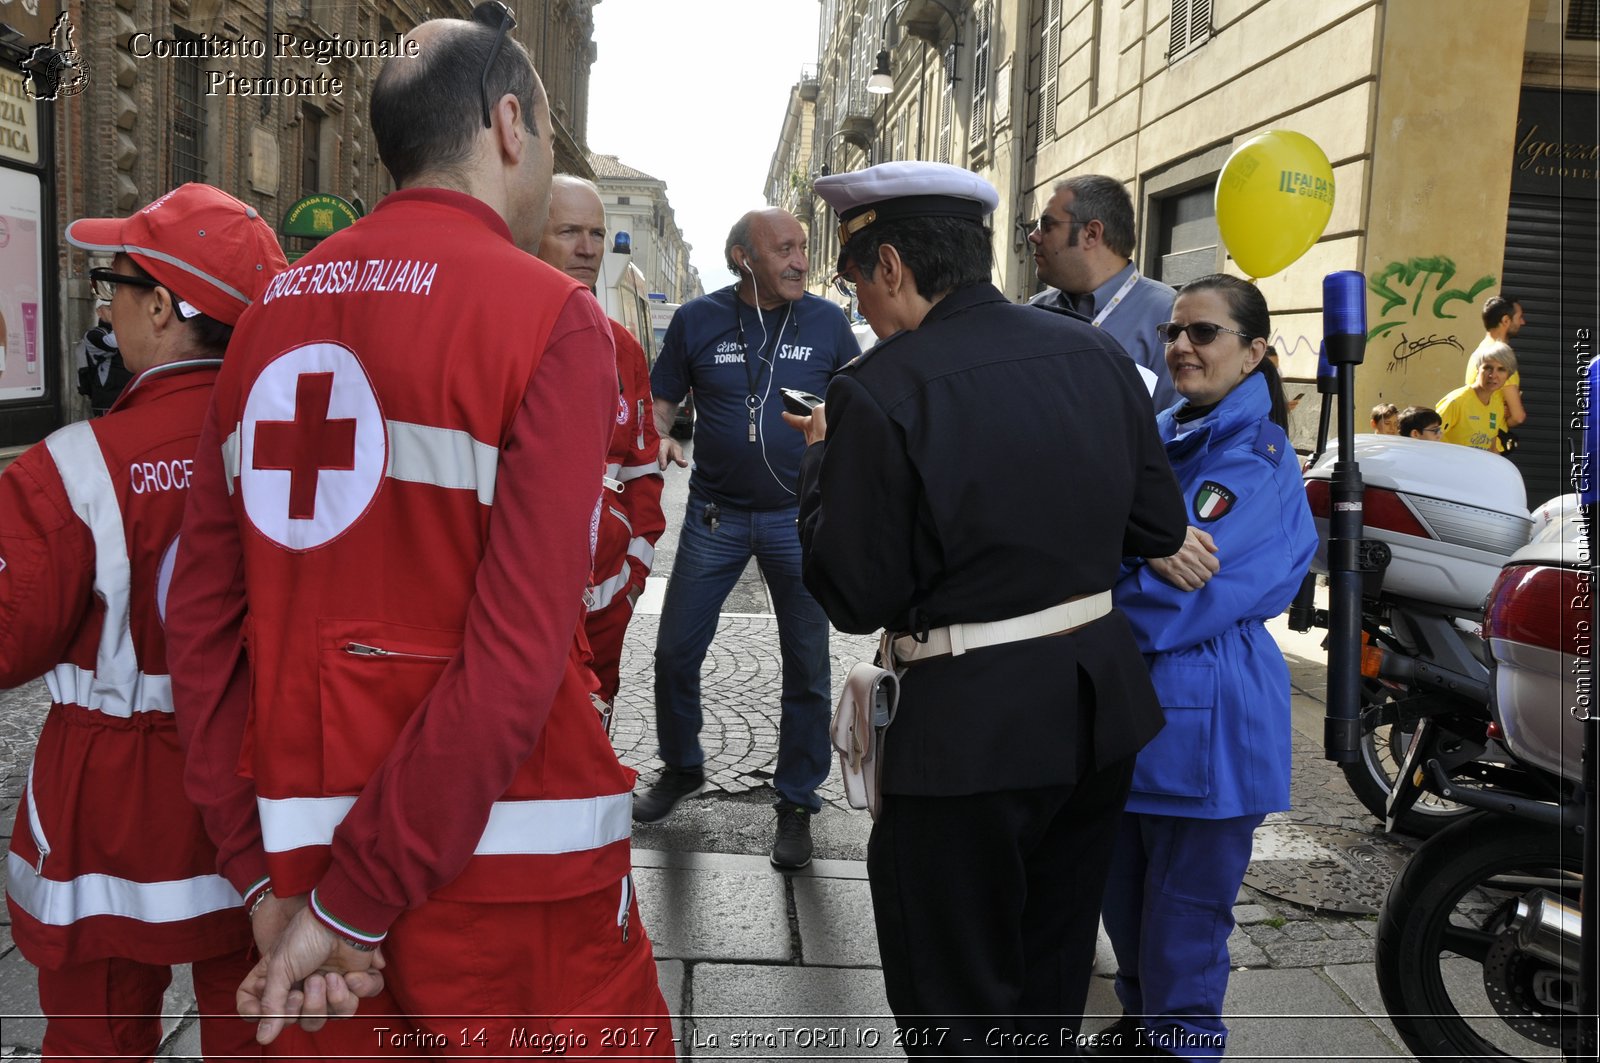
left=0, top=184, right=285, bottom=1060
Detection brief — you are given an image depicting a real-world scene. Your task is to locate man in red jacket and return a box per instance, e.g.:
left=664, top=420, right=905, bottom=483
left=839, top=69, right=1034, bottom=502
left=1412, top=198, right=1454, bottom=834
left=0, top=183, right=285, bottom=1060
left=537, top=174, right=665, bottom=712
left=164, top=9, right=671, bottom=1053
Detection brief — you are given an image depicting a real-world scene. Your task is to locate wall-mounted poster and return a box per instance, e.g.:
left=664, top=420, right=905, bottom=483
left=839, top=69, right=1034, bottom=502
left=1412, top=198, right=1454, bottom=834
left=0, top=166, right=43, bottom=404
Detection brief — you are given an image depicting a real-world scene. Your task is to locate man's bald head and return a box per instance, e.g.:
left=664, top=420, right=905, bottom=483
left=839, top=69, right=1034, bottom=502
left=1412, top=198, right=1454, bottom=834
left=371, top=16, right=544, bottom=187
left=726, top=208, right=808, bottom=309
left=538, top=176, right=607, bottom=288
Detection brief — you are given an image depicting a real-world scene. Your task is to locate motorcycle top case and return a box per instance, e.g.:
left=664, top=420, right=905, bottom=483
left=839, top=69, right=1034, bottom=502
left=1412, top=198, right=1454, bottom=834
left=1486, top=507, right=1587, bottom=783
left=1304, top=435, right=1533, bottom=612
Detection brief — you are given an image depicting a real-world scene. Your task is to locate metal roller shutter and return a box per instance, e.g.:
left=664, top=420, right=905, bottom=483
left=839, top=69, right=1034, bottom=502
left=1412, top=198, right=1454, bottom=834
left=1499, top=189, right=1599, bottom=507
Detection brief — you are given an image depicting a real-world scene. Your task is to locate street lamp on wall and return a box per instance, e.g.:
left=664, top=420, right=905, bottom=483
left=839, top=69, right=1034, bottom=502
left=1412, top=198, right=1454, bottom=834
left=866, top=0, right=963, bottom=95
left=817, top=127, right=871, bottom=177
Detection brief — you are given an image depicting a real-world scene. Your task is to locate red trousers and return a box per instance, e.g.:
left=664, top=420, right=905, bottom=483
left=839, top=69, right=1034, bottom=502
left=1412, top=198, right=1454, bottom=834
left=36, top=948, right=259, bottom=1061
left=584, top=597, right=637, bottom=705
left=269, top=878, right=672, bottom=1060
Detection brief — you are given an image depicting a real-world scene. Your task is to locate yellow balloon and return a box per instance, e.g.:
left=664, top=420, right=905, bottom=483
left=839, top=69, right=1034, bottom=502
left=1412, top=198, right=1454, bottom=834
left=1214, top=131, right=1335, bottom=278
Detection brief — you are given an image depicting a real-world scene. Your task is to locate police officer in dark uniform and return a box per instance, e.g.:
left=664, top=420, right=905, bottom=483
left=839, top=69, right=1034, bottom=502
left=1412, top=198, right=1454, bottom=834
left=789, top=162, right=1188, bottom=1055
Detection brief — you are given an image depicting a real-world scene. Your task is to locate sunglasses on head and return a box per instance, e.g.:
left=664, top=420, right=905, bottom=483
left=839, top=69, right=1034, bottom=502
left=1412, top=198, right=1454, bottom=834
left=472, top=1, right=516, bottom=129
left=1155, top=321, right=1251, bottom=345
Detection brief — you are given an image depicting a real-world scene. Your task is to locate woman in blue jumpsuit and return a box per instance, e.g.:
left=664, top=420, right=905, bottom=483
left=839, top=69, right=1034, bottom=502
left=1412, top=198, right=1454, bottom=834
left=1096, top=275, right=1317, bottom=1059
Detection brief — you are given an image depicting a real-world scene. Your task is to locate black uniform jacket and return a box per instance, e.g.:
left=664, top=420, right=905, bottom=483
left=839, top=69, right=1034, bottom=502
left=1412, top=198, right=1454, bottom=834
left=797, top=283, right=1187, bottom=797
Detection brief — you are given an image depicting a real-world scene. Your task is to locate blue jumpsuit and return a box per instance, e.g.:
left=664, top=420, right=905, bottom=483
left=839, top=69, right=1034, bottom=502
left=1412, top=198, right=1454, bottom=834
left=1105, top=372, right=1317, bottom=1059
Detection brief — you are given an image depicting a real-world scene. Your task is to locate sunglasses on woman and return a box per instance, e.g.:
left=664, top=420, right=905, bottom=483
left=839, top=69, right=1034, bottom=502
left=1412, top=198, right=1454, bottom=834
left=1155, top=321, right=1251, bottom=345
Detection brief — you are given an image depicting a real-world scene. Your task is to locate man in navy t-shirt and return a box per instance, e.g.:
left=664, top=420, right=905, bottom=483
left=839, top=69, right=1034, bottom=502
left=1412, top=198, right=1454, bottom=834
left=641, top=208, right=856, bottom=870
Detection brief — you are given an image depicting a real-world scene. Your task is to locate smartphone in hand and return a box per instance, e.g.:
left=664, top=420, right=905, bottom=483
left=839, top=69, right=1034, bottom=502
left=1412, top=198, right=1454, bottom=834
left=781, top=388, right=824, bottom=416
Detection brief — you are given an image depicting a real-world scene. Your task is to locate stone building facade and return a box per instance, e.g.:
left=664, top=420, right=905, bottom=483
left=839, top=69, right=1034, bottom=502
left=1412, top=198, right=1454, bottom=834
left=590, top=151, right=700, bottom=305
left=780, top=0, right=1597, bottom=502
left=1, top=0, right=600, bottom=448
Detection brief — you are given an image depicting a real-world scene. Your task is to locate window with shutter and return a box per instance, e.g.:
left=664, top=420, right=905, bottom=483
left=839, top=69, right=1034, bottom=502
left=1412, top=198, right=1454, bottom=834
left=1169, top=0, right=1213, bottom=61
left=969, top=1, right=992, bottom=147
left=171, top=30, right=206, bottom=185
left=1036, top=0, right=1061, bottom=151
left=848, top=34, right=863, bottom=117
left=1569, top=0, right=1599, bottom=40
left=938, top=82, right=954, bottom=163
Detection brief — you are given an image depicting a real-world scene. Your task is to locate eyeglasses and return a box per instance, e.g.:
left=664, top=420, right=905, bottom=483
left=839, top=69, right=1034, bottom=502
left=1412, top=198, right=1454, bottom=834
left=1156, top=321, right=1252, bottom=345
left=89, top=267, right=159, bottom=302
left=831, top=272, right=855, bottom=299
left=473, top=1, right=516, bottom=130
left=1421, top=426, right=1443, bottom=436
left=1029, top=211, right=1078, bottom=237
left=90, top=266, right=200, bottom=319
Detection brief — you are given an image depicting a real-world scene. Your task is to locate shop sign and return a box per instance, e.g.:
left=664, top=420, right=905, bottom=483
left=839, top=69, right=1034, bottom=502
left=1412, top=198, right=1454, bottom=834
left=0, top=69, right=38, bottom=166
left=1512, top=89, right=1600, bottom=196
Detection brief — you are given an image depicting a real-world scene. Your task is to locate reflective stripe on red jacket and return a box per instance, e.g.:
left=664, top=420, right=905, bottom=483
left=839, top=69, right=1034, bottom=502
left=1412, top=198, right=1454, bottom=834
left=590, top=318, right=664, bottom=612
left=1, top=361, right=250, bottom=969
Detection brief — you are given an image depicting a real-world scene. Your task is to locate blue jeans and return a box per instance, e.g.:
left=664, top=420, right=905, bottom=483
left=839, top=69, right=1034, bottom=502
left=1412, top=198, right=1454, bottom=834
left=653, top=490, right=831, bottom=812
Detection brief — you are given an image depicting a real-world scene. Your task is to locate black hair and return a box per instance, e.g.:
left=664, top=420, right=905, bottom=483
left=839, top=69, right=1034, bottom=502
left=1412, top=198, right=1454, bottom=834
left=1481, top=293, right=1519, bottom=331
left=1399, top=405, right=1442, bottom=436
left=371, top=20, right=540, bottom=187
left=837, top=215, right=991, bottom=299
left=1176, top=273, right=1287, bottom=431
left=1255, top=352, right=1290, bottom=432
left=1055, top=174, right=1136, bottom=258
left=125, top=258, right=233, bottom=357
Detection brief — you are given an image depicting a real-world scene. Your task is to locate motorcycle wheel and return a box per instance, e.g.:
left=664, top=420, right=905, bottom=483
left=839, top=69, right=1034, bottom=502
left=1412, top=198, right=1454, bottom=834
left=1375, top=812, right=1585, bottom=1061
left=1340, top=715, right=1472, bottom=838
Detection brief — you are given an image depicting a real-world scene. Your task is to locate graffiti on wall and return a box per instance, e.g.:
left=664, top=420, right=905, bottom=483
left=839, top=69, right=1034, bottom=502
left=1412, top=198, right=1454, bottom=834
left=1366, top=256, right=1494, bottom=372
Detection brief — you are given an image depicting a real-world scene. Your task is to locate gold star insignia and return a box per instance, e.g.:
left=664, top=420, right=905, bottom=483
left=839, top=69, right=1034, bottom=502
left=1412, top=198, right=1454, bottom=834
left=1267, top=443, right=1277, bottom=454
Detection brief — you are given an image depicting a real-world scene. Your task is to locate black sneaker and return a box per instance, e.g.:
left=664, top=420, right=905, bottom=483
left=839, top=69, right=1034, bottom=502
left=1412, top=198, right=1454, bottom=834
left=632, top=767, right=705, bottom=824
left=770, top=806, right=813, bottom=870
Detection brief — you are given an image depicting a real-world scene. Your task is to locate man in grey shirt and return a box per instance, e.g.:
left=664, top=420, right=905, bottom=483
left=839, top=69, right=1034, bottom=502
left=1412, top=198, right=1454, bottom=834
left=1028, top=174, right=1178, bottom=413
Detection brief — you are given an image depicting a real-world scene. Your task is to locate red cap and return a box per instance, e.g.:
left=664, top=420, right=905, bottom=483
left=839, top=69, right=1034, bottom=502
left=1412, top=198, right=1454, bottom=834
left=66, top=183, right=287, bottom=325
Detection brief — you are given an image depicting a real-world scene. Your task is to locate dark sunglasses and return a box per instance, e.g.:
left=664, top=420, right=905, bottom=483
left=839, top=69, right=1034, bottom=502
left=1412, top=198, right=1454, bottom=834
left=473, top=1, right=516, bottom=130
left=831, top=272, right=854, bottom=299
left=89, top=267, right=159, bottom=302
left=1156, top=321, right=1251, bottom=345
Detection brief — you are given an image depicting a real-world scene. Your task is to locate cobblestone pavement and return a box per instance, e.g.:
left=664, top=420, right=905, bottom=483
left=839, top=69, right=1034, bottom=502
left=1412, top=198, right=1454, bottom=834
left=607, top=611, right=1422, bottom=975
left=609, top=614, right=878, bottom=811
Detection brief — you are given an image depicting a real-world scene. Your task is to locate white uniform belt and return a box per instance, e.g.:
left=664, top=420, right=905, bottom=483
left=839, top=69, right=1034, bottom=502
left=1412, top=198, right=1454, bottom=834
left=892, top=591, right=1112, bottom=663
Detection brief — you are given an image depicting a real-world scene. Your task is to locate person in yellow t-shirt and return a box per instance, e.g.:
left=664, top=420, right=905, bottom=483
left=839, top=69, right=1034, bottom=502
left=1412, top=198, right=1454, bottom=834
left=1437, top=343, right=1516, bottom=452
left=1467, top=295, right=1526, bottom=427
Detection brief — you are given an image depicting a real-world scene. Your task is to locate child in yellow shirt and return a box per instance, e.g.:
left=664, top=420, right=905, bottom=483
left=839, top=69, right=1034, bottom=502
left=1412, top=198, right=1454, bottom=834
left=1436, top=343, right=1515, bottom=452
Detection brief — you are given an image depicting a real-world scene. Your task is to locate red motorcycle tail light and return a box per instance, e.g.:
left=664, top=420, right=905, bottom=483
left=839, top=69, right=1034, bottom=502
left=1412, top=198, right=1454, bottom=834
left=1363, top=487, right=1433, bottom=539
left=1304, top=480, right=1432, bottom=539
left=1484, top=563, right=1590, bottom=657
left=1305, top=479, right=1329, bottom=519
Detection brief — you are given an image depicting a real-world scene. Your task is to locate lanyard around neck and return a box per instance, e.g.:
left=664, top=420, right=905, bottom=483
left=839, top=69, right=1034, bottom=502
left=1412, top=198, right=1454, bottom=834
left=735, top=297, right=795, bottom=443
left=735, top=298, right=795, bottom=400
left=1088, top=269, right=1142, bottom=329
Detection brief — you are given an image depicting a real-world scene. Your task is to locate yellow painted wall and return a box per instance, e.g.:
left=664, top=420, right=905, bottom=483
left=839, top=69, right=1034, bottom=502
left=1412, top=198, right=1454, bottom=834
left=1353, top=0, right=1531, bottom=419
